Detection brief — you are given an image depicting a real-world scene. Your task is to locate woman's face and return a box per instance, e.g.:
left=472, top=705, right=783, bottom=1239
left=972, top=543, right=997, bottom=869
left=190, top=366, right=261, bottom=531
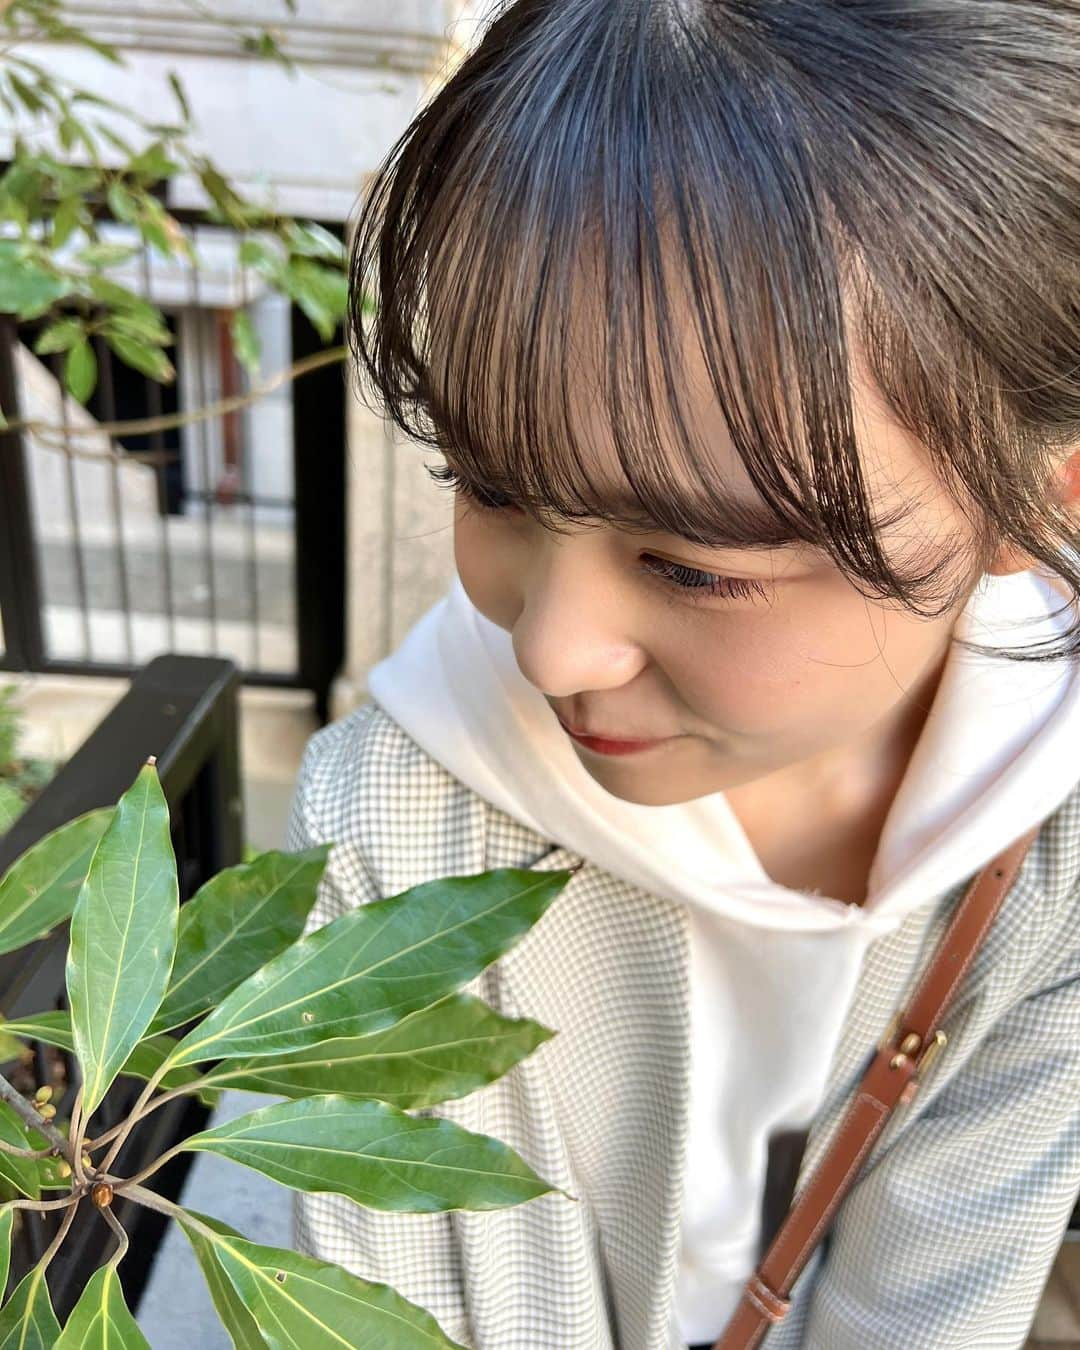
left=447, top=333, right=1043, bottom=815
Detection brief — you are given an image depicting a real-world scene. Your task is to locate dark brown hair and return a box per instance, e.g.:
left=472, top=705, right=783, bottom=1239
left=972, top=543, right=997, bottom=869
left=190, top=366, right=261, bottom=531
left=347, top=0, right=1080, bottom=663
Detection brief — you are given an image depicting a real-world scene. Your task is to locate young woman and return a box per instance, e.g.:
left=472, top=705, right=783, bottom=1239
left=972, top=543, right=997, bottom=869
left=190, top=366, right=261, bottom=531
left=285, top=2, right=1080, bottom=1346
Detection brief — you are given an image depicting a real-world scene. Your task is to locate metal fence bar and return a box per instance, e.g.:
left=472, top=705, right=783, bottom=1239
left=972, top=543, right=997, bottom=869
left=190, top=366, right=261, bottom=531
left=0, top=314, right=47, bottom=672
left=49, top=350, right=93, bottom=662
left=93, top=329, right=136, bottom=666
left=138, top=246, right=178, bottom=654
left=238, top=258, right=262, bottom=671
left=186, top=227, right=220, bottom=655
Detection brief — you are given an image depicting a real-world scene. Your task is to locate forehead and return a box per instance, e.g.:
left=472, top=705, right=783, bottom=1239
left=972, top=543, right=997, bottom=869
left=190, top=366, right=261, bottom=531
left=424, top=223, right=949, bottom=556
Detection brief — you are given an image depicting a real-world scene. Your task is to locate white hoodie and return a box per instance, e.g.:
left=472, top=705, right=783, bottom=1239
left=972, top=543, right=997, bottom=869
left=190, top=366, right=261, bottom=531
left=366, top=566, right=1080, bottom=1343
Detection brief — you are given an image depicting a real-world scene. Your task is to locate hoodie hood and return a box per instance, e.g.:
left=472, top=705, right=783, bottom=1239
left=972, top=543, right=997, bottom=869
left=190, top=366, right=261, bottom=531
left=367, top=568, right=1080, bottom=936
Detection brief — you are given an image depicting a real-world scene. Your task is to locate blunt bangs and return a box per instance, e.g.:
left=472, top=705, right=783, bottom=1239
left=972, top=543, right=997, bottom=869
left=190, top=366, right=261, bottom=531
left=346, top=0, right=1080, bottom=661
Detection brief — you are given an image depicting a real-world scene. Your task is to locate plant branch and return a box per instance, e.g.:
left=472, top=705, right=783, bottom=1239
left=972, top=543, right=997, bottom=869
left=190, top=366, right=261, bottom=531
left=0, top=1071, right=72, bottom=1160
left=85, top=1074, right=216, bottom=1153
left=37, top=1195, right=80, bottom=1272
left=96, top=1057, right=175, bottom=1177
left=4, top=345, right=347, bottom=446
left=111, top=1179, right=207, bottom=1231
left=0, top=1138, right=59, bottom=1160
left=109, top=1139, right=185, bottom=1194
left=100, top=1204, right=129, bottom=1268
left=1, top=1192, right=83, bottom=1214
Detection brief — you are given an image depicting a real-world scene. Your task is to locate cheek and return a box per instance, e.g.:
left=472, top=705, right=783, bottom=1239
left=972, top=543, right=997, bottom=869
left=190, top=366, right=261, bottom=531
left=453, top=511, right=518, bottom=624
left=669, top=590, right=917, bottom=736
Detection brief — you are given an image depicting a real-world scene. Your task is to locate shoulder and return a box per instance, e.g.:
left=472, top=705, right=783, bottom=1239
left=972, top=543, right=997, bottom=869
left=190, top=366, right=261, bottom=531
left=293, top=697, right=466, bottom=831
left=986, top=778, right=1080, bottom=1003
left=291, top=697, right=518, bottom=898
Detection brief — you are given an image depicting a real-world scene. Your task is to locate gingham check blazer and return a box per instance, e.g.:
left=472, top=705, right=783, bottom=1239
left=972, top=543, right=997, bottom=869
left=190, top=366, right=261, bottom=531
left=283, top=698, right=1080, bottom=1350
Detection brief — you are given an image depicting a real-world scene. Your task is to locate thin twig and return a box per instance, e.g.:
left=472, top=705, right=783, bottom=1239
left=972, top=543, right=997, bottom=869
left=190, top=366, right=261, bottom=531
left=96, top=1058, right=175, bottom=1177
left=100, top=1205, right=129, bottom=1268
left=109, top=1139, right=185, bottom=1194
left=69, top=1084, right=89, bottom=1187
left=4, top=344, right=347, bottom=444
left=1, top=1192, right=83, bottom=1215
left=85, top=1073, right=216, bottom=1152
left=0, top=1138, right=59, bottom=1161
left=116, top=1181, right=221, bottom=1249
left=37, top=1197, right=80, bottom=1272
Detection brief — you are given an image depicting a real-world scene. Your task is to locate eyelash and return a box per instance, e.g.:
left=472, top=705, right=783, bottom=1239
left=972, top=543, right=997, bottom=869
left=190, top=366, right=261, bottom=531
left=425, top=462, right=769, bottom=603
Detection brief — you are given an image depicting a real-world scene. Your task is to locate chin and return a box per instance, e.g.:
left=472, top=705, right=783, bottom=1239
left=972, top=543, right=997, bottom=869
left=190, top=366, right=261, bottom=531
left=580, top=763, right=712, bottom=808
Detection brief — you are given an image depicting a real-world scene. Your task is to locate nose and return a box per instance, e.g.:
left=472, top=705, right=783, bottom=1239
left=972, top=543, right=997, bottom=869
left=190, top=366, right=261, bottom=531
left=509, top=537, right=648, bottom=697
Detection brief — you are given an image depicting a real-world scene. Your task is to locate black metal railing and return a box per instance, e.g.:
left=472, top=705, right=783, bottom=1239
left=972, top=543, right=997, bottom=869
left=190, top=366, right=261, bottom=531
left=0, top=652, right=243, bottom=1319
left=0, top=196, right=346, bottom=721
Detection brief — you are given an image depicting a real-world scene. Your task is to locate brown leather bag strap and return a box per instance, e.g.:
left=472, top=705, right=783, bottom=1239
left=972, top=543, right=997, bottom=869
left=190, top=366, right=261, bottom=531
left=711, top=819, right=1045, bottom=1350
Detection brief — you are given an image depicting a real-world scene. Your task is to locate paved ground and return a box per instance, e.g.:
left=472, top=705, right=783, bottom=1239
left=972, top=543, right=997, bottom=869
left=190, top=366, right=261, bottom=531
left=37, top=541, right=294, bottom=625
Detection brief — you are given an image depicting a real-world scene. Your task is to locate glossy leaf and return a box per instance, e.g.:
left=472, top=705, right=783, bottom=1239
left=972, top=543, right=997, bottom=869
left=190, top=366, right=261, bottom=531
left=1, top=1011, right=219, bottom=1108
left=54, top=1265, right=149, bottom=1349
left=205, top=990, right=555, bottom=1108
left=0, top=1103, right=39, bottom=1201
left=66, top=763, right=180, bottom=1117
left=179, top=1211, right=267, bottom=1350
left=168, top=867, right=574, bottom=1068
left=0, top=1266, right=61, bottom=1349
left=181, top=1093, right=567, bottom=1212
left=178, top=1214, right=469, bottom=1349
left=148, top=845, right=330, bottom=1037
left=0, top=807, right=113, bottom=955
left=0, top=1209, right=12, bottom=1295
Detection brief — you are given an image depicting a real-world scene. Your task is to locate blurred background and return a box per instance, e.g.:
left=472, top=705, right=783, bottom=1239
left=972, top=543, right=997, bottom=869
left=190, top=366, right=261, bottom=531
left=0, top=2, right=1074, bottom=1344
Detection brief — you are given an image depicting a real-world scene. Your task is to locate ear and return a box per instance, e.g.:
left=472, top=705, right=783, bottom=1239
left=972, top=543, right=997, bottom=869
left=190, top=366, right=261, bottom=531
left=983, top=448, right=1080, bottom=578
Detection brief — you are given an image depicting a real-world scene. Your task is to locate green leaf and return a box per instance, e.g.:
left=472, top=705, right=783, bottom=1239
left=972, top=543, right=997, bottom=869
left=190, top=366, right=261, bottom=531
left=282, top=221, right=344, bottom=265
left=128, top=142, right=181, bottom=183
left=33, top=316, right=83, bottom=356
left=65, top=763, right=180, bottom=1117
left=103, top=330, right=175, bottom=383
left=229, top=310, right=260, bottom=377
left=182, top=1093, right=565, bottom=1212
left=0, top=807, right=114, bottom=956
left=50, top=197, right=85, bottom=250
left=74, top=242, right=139, bottom=269
left=178, top=1215, right=470, bottom=1350
left=206, top=990, right=555, bottom=1107
left=149, top=845, right=330, bottom=1037
left=54, top=1264, right=149, bottom=1349
left=167, top=71, right=190, bottom=124
left=167, top=867, right=574, bottom=1068
left=82, top=277, right=163, bottom=328
left=0, top=1028, right=28, bottom=1066
left=0, top=1209, right=13, bottom=1295
left=177, top=1211, right=267, bottom=1350
left=7, top=73, right=46, bottom=116
left=105, top=180, right=140, bottom=225
left=0, top=1104, right=39, bottom=1201
left=1, top=1011, right=220, bottom=1108
left=283, top=258, right=347, bottom=342
left=0, top=257, right=71, bottom=319
left=0, top=1266, right=60, bottom=1349
left=64, top=338, right=97, bottom=403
